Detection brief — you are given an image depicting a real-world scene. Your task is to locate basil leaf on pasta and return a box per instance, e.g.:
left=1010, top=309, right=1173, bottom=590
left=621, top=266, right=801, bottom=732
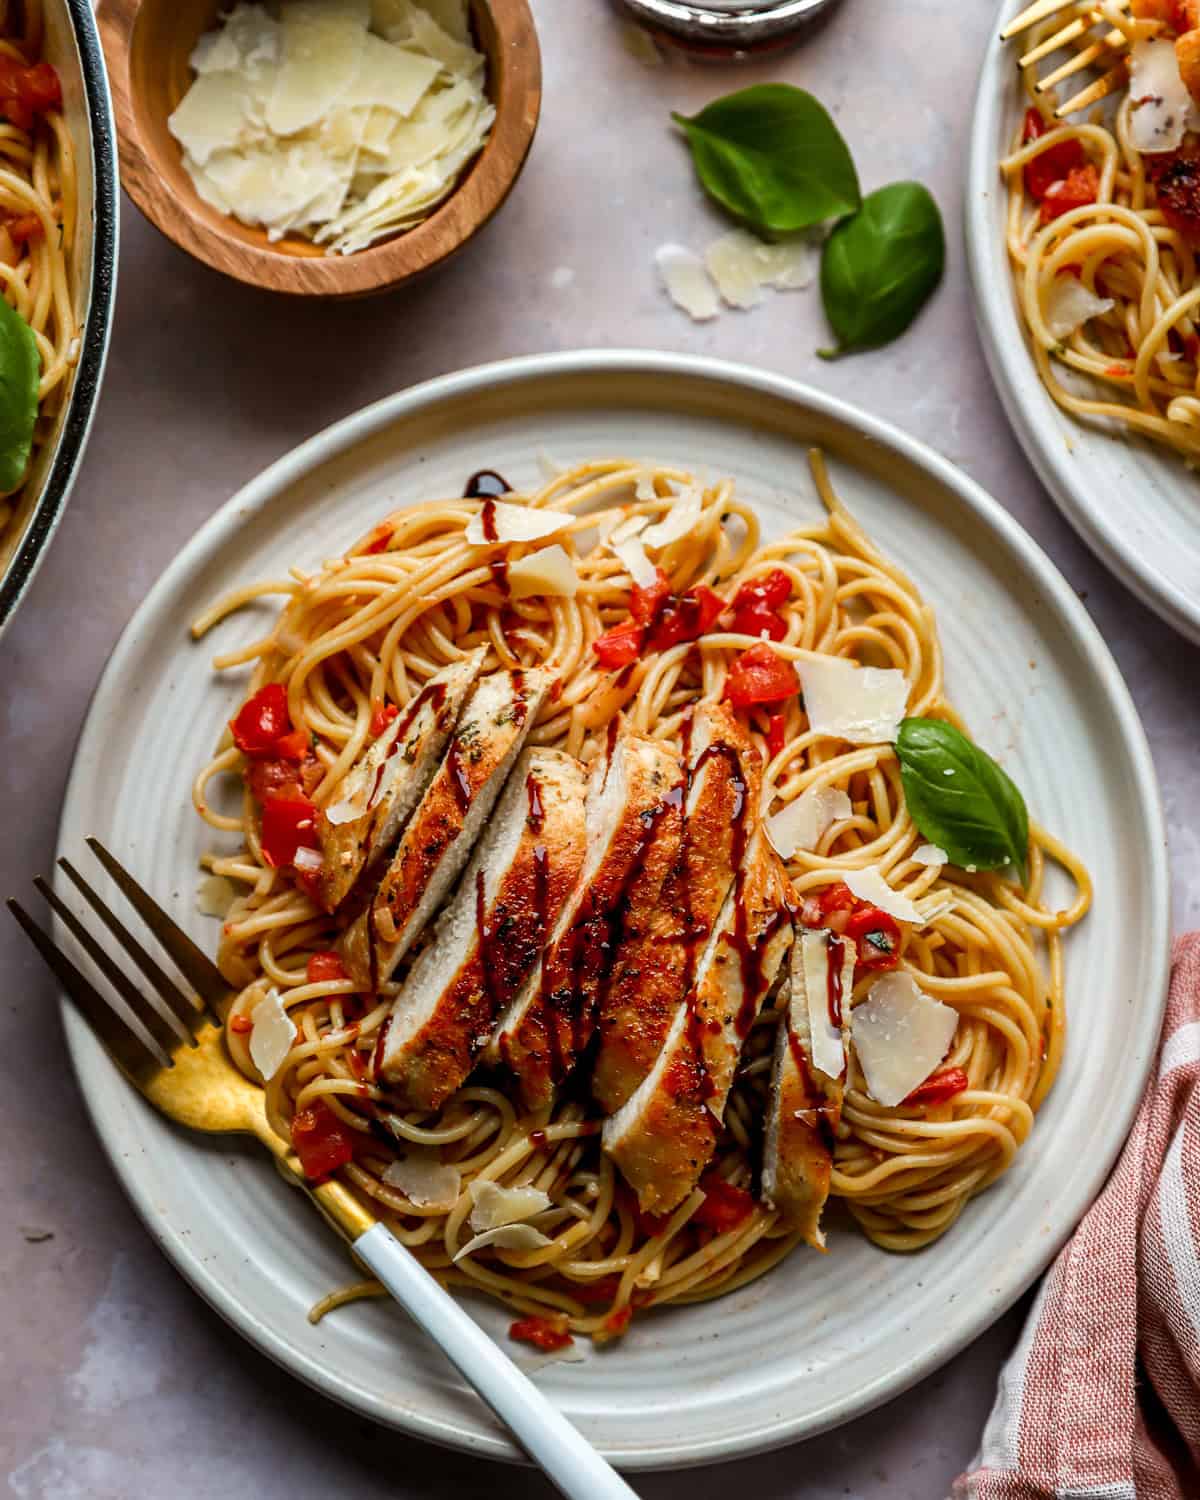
left=672, top=85, right=861, bottom=237
left=819, top=182, right=945, bottom=357
left=0, top=296, right=40, bottom=494
left=895, top=717, right=1030, bottom=883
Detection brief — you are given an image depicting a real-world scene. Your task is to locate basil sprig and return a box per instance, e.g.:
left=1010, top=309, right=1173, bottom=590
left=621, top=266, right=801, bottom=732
left=818, top=183, right=945, bottom=359
left=895, top=718, right=1030, bottom=884
left=0, top=295, right=39, bottom=494
left=672, top=84, right=861, bottom=237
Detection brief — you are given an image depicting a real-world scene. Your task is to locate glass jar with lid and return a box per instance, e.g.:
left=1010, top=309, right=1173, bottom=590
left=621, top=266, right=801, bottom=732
left=615, top=0, right=839, bottom=58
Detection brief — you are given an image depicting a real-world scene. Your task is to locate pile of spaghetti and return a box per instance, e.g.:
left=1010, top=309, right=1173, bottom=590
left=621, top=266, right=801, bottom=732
left=0, top=0, right=79, bottom=539
left=1001, top=3, right=1200, bottom=459
left=192, top=453, right=1089, bottom=1344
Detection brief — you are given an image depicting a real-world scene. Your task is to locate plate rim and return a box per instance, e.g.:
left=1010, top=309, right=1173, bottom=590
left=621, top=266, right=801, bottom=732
left=55, top=348, right=1172, bottom=1468
left=965, top=0, right=1200, bottom=645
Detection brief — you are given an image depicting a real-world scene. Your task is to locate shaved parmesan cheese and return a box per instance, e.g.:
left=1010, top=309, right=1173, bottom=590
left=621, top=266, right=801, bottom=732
left=405, top=7, right=483, bottom=79
left=797, top=930, right=852, bottom=1081
left=641, top=485, right=703, bottom=550
left=168, top=72, right=254, bottom=167
left=507, top=545, right=579, bottom=599
left=1128, top=36, right=1192, bottom=153
left=249, top=988, right=295, bottom=1081
left=634, top=469, right=658, bottom=502
left=608, top=512, right=648, bottom=546
left=266, top=0, right=370, bottom=137
left=797, top=655, right=909, bottom=745
left=465, top=500, right=569, bottom=546
left=850, top=972, right=958, bottom=1107
left=765, top=785, right=852, bottom=857
left=196, top=873, right=238, bottom=919
left=841, top=864, right=924, bottom=925
left=655, top=244, right=720, bottom=322
left=382, top=1149, right=461, bottom=1208
left=345, top=33, right=440, bottom=115
left=1044, top=276, right=1115, bottom=341
left=612, top=532, right=658, bottom=589
left=293, top=846, right=323, bottom=873
left=911, top=843, right=948, bottom=867
left=452, top=1223, right=552, bottom=1262
left=704, top=228, right=815, bottom=310
left=324, top=796, right=365, bottom=826
left=467, top=1179, right=552, bottom=1232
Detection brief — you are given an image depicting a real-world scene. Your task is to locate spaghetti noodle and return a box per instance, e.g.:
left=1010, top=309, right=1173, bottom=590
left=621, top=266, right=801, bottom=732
left=192, top=453, right=1089, bottom=1343
left=0, top=0, right=80, bottom=539
left=1002, top=5, right=1200, bottom=459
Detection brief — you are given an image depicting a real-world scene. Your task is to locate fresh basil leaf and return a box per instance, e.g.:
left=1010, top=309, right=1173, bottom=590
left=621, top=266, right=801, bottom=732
left=818, top=181, right=945, bottom=358
left=0, top=296, right=39, bottom=494
left=672, top=84, right=861, bottom=237
left=895, top=718, right=1030, bottom=884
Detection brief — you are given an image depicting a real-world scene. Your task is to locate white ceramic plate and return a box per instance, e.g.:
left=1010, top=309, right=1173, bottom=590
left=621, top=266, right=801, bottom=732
left=56, top=351, right=1169, bottom=1469
left=967, top=1, right=1200, bottom=644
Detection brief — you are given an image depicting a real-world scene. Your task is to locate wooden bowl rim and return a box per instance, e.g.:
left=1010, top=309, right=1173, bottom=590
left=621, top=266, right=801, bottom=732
left=97, top=0, right=541, bottom=298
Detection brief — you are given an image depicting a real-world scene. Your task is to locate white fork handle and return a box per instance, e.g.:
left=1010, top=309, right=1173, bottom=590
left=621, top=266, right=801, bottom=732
left=353, top=1223, right=640, bottom=1500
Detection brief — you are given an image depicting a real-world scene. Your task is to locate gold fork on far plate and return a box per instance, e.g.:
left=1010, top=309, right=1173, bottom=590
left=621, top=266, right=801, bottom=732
left=1001, top=0, right=1137, bottom=118
left=10, top=838, right=638, bottom=1500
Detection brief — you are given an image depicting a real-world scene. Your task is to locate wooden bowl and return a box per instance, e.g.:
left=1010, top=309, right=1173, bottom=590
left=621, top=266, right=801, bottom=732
left=96, top=0, right=541, bottom=297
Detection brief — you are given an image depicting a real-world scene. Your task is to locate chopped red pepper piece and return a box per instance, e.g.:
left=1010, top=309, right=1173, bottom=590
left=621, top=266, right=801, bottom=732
left=306, top=951, right=347, bottom=985
left=0, top=57, right=61, bottom=131
left=765, top=713, right=787, bottom=760
left=229, top=1013, right=253, bottom=1034
left=6, top=213, right=42, bottom=245
left=649, top=583, right=724, bottom=651
left=1040, top=163, right=1100, bottom=223
left=369, top=700, right=399, bottom=738
left=629, top=568, right=672, bottom=626
left=1021, top=107, right=1086, bottom=202
left=508, top=1315, right=573, bottom=1352
left=593, top=619, right=645, bottom=670
left=274, top=729, right=309, bottom=762
left=569, top=1275, right=622, bottom=1306
left=902, top=1066, right=969, bottom=1107
left=290, top=1102, right=354, bottom=1179
left=693, top=1173, right=755, bottom=1233
left=845, top=906, right=903, bottom=971
left=601, top=1304, right=633, bottom=1338
left=231, top=683, right=292, bottom=757
left=363, top=523, right=394, bottom=555
left=729, top=569, right=791, bottom=641
left=260, top=792, right=319, bottom=869
left=724, top=643, right=798, bottom=709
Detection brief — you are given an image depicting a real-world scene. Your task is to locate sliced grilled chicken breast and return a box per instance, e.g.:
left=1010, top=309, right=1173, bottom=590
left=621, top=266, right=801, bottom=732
left=592, top=702, right=758, bottom=1114
left=603, top=828, right=794, bottom=1214
left=761, top=929, right=856, bottom=1250
left=317, top=648, right=486, bottom=912
left=374, top=748, right=587, bottom=1110
left=340, top=668, right=548, bottom=988
left=489, top=726, right=683, bottom=1111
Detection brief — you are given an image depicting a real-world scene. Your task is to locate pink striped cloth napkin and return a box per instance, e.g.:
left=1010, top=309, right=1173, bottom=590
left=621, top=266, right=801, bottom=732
left=953, top=933, right=1200, bottom=1500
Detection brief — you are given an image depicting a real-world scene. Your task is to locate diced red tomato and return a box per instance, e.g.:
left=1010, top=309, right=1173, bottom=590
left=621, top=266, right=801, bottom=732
left=260, top=792, right=319, bottom=869
left=649, top=583, right=724, bottom=651
left=231, top=683, right=292, bottom=757
left=570, top=1275, right=622, bottom=1306
left=6, top=213, right=42, bottom=245
left=765, top=713, right=786, bottom=760
left=601, top=1305, right=633, bottom=1338
left=274, top=729, right=309, bottom=762
left=593, top=619, right=645, bottom=670
left=369, top=700, right=399, bottom=738
left=629, top=568, right=672, bottom=626
left=0, top=56, right=61, bottom=131
left=306, top=951, right=347, bottom=985
left=693, top=1173, right=755, bottom=1233
left=1040, top=164, right=1100, bottom=223
left=845, top=906, right=902, bottom=972
left=902, top=1066, right=969, bottom=1107
left=363, top=523, right=394, bottom=555
left=729, top=569, right=791, bottom=641
left=243, top=752, right=321, bottom=806
left=724, top=643, right=798, bottom=709
left=290, top=1102, right=354, bottom=1180
left=508, top=1315, right=573, bottom=1352
left=228, top=1013, right=253, bottom=1034
left=1021, top=107, right=1087, bottom=202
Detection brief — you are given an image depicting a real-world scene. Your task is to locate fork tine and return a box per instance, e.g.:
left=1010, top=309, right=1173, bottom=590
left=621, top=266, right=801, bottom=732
left=1002, top=0, right=1081, bottom=41
left=8, top=898, right=163, bottom=1084
left=1035, top=31, right=1124, bottom=91
left=1056, top=60, right=1128, bottom=114
left=57, top=859, right=201, bottom=1039
left=1019, top=14, right=1090, bottom=67
left=39, top=875, right=195, bottom=1052
left=86, top=838, right=228, bottom=1015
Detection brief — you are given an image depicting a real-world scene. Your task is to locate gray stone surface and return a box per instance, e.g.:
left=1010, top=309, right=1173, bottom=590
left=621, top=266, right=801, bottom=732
left=3, top=2, right=1197, bottom=1496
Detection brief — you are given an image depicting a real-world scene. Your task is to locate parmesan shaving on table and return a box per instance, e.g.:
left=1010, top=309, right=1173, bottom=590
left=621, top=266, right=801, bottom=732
left=169, top=0, right=494, bottom=256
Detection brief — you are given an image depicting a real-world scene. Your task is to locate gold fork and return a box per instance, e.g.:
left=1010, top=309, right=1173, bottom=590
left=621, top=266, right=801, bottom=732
left=10, top=838, right=638, bottom=1500
left=1001, top=0, right=1138, bottom=118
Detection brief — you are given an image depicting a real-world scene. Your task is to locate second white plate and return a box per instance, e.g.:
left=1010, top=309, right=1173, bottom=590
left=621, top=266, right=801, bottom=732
left=56, top=351, right=1169, bottom=1468
left=967, top=0, right=1200, bottom=644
